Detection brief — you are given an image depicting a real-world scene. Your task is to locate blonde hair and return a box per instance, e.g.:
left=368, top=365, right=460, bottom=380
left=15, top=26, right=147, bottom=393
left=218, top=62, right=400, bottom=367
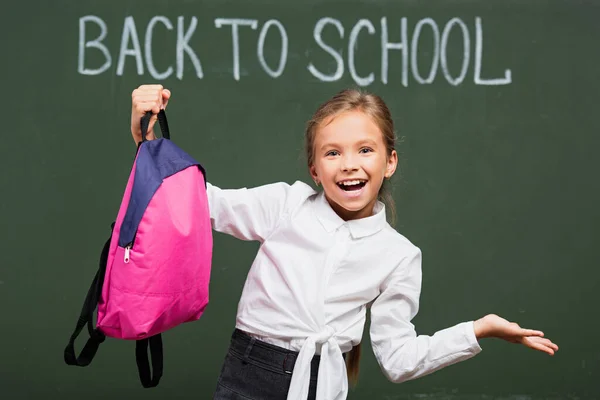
left=304, top=88, right=399, bottom=385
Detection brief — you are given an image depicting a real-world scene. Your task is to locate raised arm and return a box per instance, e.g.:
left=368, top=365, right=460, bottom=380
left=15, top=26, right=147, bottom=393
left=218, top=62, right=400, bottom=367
left=207, top=181, right=293, bottom=242
left=129, top=84, right=296, bottom=242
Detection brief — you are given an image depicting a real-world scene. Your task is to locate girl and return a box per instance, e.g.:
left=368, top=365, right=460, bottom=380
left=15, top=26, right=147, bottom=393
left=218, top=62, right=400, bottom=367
left=129, top=85, right=558, bottom=400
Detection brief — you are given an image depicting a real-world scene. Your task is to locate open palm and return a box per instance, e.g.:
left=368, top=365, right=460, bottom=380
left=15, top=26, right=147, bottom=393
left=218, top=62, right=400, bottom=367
left=476, top=314, right=559, bottom=355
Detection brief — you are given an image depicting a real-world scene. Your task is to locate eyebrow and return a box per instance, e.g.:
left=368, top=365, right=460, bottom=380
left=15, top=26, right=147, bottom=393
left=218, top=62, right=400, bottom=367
left=320, top=139, right=377, bottom=151
left=319, top=143, right=336, bottom=152
left=357, top=139, right=377, bottom=147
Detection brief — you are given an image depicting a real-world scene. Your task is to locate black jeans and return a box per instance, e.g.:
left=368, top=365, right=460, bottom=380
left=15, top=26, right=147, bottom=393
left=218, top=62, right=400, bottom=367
left=213, top=329, right=320, bottom=399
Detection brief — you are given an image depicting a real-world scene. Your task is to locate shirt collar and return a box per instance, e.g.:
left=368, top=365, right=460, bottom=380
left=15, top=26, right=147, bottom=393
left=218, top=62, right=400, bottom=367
left=313, top=190, right=387, bottom=239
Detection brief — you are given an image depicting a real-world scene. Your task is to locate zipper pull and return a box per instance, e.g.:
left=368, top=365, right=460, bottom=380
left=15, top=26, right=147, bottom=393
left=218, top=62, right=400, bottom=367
left=124, top=245, right=131, bottom=263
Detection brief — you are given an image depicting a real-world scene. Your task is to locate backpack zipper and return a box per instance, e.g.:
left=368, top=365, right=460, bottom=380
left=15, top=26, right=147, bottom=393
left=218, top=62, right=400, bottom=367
left=122, top=229, right=137, bottom=264
left=124, top=234, right=136, bottom=263
left=124, top=244, right=132, bottom=263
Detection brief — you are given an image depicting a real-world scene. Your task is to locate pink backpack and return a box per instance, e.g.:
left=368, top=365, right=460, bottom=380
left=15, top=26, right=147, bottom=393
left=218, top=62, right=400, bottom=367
left=64, top=110, right=212, bottom=387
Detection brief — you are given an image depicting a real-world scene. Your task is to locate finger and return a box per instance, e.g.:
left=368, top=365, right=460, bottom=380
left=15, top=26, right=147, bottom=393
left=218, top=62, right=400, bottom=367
left=522, top=337, right=556, bottom=355
left=135, top=93, right=163, bottom=101
left=520, top=328, right=544, bottom=337
left=137, top=92, right=163, bottom=113
left=133, top=92, right=165, bottom=107
left=133, top=100, right=159, bottom=112
left=138, top=84, right=163, bottom=90
left=537, top=338, right=558, bottom=351
left=162, top=89, right=171, bottom=109
left=536, top=345, right=555, bottom=356
left=133, top=90, right=161, bottom=101
left=525, top=340, right=555, bottom=355
left=135, top=103, right=157, bottom=118
left=530, top=337, right=559, bottom=351
left=136, top=101, right=161, bottom=116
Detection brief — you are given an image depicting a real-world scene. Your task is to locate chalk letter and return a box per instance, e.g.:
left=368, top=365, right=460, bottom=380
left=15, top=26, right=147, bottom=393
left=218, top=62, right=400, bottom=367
left=307, top=17, right=344, bottom=82
left=411, top=18, right=440, bottom=84
left=145, top=16, right=174, bottom=80
left=177, top=16, right=203, bottom=79
left=348, top=19, right=375, bottom=87
left=215, top=18, right=258, bottom=81
left=440, top=18, right=470, bottom=86
left=78, top=16, right=111, bottom=75
left=474, top=17, right=511, bottom=85
left=257, top=19, right=288, bottom=78
left=117, top=16, right=144, bottom=76
left=381, top=17, right=408, bottom=86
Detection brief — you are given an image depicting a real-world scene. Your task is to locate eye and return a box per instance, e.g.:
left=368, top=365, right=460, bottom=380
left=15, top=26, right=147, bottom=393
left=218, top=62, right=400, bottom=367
left=359, top=147, right=373, bottom=154
left=325, top=150, right=339, bottom=157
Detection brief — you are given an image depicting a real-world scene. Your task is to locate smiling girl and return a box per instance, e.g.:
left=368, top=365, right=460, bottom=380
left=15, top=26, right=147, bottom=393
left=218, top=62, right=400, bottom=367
left=129, top=86, right=558, bottom=400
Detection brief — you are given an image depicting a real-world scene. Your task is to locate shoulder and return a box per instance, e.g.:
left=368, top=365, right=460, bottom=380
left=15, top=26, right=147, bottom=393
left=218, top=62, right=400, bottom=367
left=272, top=180, right=316, bottom=195
left=289, top=180, right=317, bottom=198
left=248, top=180, right=315, bottom=202
left=207, top=180, right=314, bottom=197
left=379, top=224, right=422, bottom=267
left=280, top=180, right=317, bottom=213
left=381, top=224, right=420, bottom=252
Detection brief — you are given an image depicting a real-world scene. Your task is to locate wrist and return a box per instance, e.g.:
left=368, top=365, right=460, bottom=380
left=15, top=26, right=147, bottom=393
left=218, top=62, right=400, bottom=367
left=474, top=315, right=491, bottom=339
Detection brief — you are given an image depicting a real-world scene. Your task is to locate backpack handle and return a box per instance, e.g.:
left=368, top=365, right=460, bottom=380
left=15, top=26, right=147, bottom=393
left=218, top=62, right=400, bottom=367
left=140, top=109, right=171, bottom=143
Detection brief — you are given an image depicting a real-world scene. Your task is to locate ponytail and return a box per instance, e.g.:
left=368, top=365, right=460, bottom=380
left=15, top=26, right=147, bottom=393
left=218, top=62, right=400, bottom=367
left=345, top=343, right=362, bottom=386
left=379, top=179, right=396, bottom=227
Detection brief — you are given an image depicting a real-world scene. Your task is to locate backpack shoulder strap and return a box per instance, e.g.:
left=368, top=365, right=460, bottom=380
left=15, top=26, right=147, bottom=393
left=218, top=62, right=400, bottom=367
left=63, top=224, right=112, bottom=366
left=136, top=334, right=164, bottom=388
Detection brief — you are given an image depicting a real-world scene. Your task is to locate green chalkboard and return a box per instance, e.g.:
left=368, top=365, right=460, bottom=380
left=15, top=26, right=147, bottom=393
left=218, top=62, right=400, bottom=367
left=0, top=0, right=598, bottom=399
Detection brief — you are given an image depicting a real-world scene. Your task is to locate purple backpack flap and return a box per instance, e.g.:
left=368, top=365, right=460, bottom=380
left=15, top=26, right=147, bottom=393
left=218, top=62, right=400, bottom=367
left=64, top=110, right=213, bottom=388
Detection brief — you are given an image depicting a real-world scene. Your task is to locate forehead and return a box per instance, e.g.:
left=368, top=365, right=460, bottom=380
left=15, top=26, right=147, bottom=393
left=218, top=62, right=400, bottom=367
left=316, top=110, right=384, bottom=146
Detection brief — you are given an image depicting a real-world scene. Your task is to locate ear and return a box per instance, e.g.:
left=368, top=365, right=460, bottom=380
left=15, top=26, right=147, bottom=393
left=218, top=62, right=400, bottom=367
left=385, top=150, right=398, bottom=179
left=309, top=164, right=319, bottom=185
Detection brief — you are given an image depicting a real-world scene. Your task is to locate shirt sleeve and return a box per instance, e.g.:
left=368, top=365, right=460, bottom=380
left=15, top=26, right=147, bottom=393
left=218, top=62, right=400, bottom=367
left=206, top=181, right=293, bottom=242
left=369, top=247, right=483, bottom=383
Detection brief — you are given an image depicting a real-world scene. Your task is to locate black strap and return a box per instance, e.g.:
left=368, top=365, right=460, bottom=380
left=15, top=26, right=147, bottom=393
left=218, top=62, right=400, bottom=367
left=64, top=224, right=112, bottom=366
left=156, top=110, right=170, bottom=140
left=140, top=109, right=170, bottom=144
left=64, top=225, right=165, bottom=388
left=135, top=335, right=164, bottom=388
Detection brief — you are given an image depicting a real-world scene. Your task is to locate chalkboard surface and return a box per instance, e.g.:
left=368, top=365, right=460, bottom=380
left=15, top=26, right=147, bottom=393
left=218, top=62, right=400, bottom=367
left=0, top=1, right=598, bottom=399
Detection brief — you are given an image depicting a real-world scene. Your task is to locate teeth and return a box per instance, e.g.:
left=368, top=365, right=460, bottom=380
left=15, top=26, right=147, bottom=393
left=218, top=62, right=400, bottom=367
left=339, top=180, right=365, bottom=186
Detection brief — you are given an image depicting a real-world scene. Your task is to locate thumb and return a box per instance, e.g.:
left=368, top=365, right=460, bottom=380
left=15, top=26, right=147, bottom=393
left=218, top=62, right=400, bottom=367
left=162, top=89, right=171, bottom=109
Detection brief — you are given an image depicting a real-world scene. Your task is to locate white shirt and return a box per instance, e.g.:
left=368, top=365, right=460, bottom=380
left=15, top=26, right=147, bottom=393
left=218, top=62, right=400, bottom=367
left=207, top=180, right=482, bottom=400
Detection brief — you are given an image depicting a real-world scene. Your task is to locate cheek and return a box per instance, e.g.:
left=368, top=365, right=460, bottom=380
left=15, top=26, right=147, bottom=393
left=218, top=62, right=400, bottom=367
left=365, top=157, right=388, bottom=175
left=315, top=160, right=336, bottom=177
left=312, top=159, right=326, bottom=173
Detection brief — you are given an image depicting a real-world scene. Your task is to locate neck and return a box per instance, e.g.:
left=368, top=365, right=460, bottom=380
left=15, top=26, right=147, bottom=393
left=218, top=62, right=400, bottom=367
left=324, top=193, right=377, bottom=221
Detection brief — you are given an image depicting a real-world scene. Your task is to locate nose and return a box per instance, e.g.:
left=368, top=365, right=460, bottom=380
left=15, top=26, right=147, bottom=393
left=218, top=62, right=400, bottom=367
left=341, top=153, right=359, bottom=172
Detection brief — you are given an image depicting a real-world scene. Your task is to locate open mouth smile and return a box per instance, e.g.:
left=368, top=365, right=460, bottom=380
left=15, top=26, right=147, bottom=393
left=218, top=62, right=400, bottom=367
left=336, top=179, right=367, bottom=192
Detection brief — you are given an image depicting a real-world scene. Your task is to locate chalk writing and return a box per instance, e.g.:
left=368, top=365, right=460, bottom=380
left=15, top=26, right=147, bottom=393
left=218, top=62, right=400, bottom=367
left=307, top=17, right=345, bottom=82
left=214, top=18, right=258, bottom=81
left=78, top=15, right=512, bottom=86
left=348, top=19, right=375, bottom=87
left=258, top=19, right=288, bottom=79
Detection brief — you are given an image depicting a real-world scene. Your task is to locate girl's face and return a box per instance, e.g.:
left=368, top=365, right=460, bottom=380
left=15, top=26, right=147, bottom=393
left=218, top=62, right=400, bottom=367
left=310, top=110, right=397, bottom=221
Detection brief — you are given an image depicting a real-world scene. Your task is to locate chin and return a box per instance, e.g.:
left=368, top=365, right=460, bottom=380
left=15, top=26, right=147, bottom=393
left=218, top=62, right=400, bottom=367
left=338, top=202, right=366, bottom=212
left=333, top=198, right=371, bottom=215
